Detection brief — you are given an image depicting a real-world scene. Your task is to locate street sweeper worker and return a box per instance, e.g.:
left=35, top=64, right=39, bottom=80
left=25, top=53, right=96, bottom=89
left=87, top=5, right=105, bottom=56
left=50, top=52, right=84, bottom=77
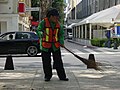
left=36, top=8, right=69, bottom=81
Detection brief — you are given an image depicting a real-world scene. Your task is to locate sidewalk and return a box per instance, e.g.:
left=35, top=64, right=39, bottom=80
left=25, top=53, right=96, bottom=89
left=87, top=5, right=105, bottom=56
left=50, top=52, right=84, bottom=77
left=68, top=39, right=120, bottom=50
left=67, top=39, right=97, bottom=49
left=0, top=66, right=120, bottom=90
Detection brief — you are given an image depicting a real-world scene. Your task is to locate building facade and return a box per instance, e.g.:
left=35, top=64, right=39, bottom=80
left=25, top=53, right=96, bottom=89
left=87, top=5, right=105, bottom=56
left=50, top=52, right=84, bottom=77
left=0, top=0, right=18, bottom=34
left=76, top=0, right=120, bottom=19
left=65, top=0, right=81, bottom=26
left=66, top=0, right=120, bottom=45
left=19, top=0, right=31, bottom=31
left=0, top=0, right=31, bottom=34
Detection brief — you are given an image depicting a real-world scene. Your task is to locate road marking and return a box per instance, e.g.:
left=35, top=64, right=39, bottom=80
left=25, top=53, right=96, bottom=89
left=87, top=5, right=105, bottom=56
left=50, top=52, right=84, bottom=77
left=84, top=49, right=99, bottom=54
left=72, top=49, right=85, bottom=54
left=61, top=49, right=85, bottom=55
left=102, top=51, right=114, bottom=54
left=61, top=49, right=120, bottom=55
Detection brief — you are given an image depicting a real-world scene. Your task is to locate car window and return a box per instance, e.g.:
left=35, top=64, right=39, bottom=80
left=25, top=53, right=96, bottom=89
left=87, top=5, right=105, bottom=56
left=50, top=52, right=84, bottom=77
left=0, top=33, right=15, bottom=40
left=16, top=32, right=31, bottom=39
left=30, top=33, right=39, bottom=39
left=22, top=33, right=29, bottom=39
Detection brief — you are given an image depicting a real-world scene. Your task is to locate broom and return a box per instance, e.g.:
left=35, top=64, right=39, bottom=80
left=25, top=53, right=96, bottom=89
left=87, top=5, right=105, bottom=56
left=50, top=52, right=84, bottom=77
left=63, top=46, right=102, bottom=71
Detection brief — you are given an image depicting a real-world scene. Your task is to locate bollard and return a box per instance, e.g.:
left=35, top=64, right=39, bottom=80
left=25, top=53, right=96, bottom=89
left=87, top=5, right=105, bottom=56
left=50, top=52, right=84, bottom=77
left=114, top=42, right=118, bottom=49
left=4, top=55, right=14, bottom=70
left=113, top=38, right=118, bottom=49
left=87, top=54, right=96, bottom=69
left=88, top=54, right=95, bottom=60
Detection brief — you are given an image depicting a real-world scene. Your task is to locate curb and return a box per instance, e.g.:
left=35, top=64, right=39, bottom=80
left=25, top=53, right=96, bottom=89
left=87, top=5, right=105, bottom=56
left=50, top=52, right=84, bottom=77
left=67, top=40, right=97, bottom=49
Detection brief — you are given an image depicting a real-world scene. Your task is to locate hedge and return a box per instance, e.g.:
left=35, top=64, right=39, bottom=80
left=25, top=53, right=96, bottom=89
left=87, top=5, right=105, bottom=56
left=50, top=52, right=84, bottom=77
left=91, top=38, right=120, bottom=47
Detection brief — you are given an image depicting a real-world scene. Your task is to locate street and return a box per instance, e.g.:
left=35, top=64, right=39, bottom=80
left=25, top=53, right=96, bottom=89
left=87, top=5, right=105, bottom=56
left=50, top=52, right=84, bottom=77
left=0, top=40, right=120, bottom=70
left=0, top=40, right=120, bottom=90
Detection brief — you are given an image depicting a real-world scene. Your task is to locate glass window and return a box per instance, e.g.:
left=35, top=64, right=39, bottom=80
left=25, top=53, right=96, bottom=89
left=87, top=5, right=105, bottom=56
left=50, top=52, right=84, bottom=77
left=0, top=33, right=15, bottom=40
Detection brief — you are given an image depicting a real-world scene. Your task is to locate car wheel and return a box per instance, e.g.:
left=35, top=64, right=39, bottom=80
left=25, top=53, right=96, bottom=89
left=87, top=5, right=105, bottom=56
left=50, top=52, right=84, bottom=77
left=27, top=46, right=38, bottom=56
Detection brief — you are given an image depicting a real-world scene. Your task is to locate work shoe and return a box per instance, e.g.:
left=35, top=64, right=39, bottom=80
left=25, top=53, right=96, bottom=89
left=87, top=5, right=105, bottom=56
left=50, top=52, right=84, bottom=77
left=44, top=78, right=50, bottom=81
left=60, top=78, right=69, bottom=81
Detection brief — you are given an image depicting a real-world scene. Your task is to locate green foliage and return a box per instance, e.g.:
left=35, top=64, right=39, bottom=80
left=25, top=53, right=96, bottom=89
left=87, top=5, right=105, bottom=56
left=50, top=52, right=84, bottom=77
left=31, top=11, right=39, bottom=21
left=91, top=38, right=108, bottom=47
left=31, top=0, right=40, bottom=21
left=51, top=0, right=65, bottom=23
left=91, top=38, right=120, bottom=47
left=31, top=0, right=39, bottom=7
left=31, top=0, right=65, bottom=22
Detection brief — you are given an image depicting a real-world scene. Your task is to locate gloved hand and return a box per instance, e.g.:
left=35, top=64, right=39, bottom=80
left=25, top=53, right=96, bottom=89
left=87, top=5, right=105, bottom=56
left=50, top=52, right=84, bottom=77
left=60, top=44, right=65, bottom=48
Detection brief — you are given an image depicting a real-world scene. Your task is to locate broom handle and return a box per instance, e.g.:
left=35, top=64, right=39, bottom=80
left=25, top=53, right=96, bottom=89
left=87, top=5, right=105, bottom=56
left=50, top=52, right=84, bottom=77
left=62, top=46, right=76, bottom=56
left=62, top=46, right=86, bottom=62
left=63, top=46, right=92, bottom=66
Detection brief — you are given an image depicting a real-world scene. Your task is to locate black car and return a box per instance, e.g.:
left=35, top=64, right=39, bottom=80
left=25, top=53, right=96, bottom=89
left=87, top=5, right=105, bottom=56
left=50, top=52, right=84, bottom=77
left=0, top=31, right=40, bottom=56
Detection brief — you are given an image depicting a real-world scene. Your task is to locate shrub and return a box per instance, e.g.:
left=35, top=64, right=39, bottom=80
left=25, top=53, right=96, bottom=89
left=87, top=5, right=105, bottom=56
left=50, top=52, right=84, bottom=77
left=91, top=38, right=120, bottom=47
left=91, top=38, right=108, bottom=47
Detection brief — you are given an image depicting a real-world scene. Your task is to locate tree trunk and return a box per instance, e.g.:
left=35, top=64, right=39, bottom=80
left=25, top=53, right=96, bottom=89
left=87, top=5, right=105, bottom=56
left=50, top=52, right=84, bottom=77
left=40, top=0, right=53, bottom=20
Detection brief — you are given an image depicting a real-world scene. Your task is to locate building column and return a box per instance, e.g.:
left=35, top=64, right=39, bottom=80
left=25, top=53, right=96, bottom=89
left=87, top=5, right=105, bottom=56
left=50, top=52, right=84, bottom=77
left=78, top=26, right=80, bottom=38
left=85, top=24, right=87, bottom=39
left=75, top=26, right=77, bottom=38
left=73, top=27, right=74, bottom=38
left=81, top=25, right=83, bottom=38
left=12, top=16, right=19, bottom=31
left=0, top=22, right=1, bottom=34
left=80, top=25, right=82, bottom=39
left=1, top=22, right=7, bottom=34
left=76, top=27, right=77, bottom=38
left=89, top=24, right=92, bottom=39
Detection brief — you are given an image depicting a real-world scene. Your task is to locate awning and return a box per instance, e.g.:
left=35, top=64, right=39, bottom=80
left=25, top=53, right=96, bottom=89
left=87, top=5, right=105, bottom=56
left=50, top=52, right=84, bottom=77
left=75, top=12, right=100, bottom=26
left=75, top=4, right=120, bottom=27
left=66, top=23, right=76, bottom=29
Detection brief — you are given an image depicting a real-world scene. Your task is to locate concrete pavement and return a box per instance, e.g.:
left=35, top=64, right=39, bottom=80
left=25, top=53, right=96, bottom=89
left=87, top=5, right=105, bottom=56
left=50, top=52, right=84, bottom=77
left=0, top=64, right=120, bottom=90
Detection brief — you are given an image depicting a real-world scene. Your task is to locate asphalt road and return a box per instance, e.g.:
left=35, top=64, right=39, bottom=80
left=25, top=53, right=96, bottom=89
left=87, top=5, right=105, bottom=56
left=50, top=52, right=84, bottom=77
left=0, top=40, right=120, bottom=70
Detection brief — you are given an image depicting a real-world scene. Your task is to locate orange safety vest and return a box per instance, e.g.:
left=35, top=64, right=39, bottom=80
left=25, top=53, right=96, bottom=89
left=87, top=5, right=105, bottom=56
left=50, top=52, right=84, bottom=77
left=42, top=18, right=60, bottom=48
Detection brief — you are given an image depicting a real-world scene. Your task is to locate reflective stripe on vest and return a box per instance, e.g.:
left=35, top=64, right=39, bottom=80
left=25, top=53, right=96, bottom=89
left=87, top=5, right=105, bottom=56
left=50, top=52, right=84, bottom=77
left=42, top=18, right=60, bottom=48
left=53, top=28, right=59, bottom=41
left=46, top=28, right=49, bottom=42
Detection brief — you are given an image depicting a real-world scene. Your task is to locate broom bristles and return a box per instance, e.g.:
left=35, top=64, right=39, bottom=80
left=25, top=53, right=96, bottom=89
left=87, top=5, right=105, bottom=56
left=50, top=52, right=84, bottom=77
left=63, top=46, right=103, bottom=71
left=74, top=54, right=103, bottom=71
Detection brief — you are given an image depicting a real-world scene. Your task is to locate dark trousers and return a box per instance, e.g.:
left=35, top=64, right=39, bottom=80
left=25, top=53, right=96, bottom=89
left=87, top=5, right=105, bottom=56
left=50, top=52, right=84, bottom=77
left=41, top=48, right=66, bottom=79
